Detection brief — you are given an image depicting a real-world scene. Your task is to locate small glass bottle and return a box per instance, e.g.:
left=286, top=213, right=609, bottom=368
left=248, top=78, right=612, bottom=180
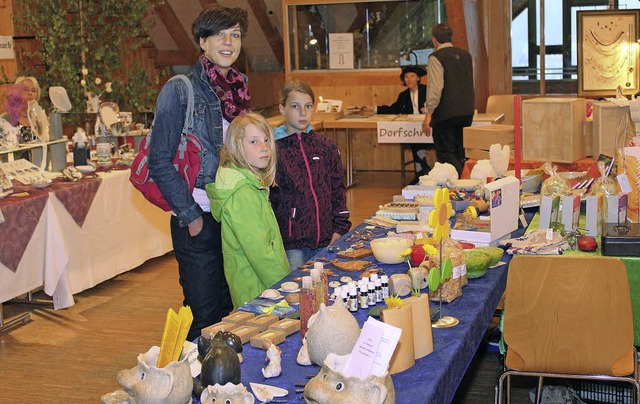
left=311, top=268, right=325, bottom=310
left=367, top=282, right=376, bottom=306
left=314, top=262, right=329, bottom=305
left=341, top=288, right=349, bottom=309
left=359, top=283, right=369, bottom=309
left=374, top=278, right=382, bottom=303
left=348, top=287, right=358, bottom=312
left=381, top=275, right=390, bottom=299
left=299, top=276, right=316, bottom=339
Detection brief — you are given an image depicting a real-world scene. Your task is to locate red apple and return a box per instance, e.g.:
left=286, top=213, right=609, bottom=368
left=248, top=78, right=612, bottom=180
left=577, top=235, right=598, bottom=252
left=410, top=244, right=427, bottom=266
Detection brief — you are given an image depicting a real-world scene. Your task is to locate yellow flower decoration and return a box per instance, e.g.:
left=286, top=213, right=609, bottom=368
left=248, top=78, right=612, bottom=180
left=397, top=247, right=412, bottom=260
left=422, top=243, right=437, bottom=257
left=428, top=187, right=454, bottom=242
left=384, top=295, right=405, bottom=309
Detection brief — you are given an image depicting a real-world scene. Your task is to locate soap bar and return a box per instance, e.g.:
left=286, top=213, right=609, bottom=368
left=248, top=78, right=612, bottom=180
left=389, top=274, right=412, bottom=297
left=229, top=325, right=260, bottom=344
left=200, top=322, right=239, bottom=339
left=222, top=311, right=255, bottom=325
left=245, top=314, right=279, bottom=332
left=268, top=318, right=301, bottom=336
left=250, top=330, right=286, bottom=349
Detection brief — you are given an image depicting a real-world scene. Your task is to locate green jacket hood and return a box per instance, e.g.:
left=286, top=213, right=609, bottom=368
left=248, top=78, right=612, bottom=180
left=207, top=164, right=266, bottom=220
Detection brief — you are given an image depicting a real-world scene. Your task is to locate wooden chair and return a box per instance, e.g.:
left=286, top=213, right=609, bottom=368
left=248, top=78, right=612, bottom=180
left=497, top=255, right=639, bottom=404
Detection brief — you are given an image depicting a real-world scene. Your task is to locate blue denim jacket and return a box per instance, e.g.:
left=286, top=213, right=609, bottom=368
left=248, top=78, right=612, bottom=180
left=147, top=59, right=248, bottom=227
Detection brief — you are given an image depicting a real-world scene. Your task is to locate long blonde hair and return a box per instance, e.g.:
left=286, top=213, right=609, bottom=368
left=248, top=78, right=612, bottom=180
left=219, top=113, right=277, bottom=186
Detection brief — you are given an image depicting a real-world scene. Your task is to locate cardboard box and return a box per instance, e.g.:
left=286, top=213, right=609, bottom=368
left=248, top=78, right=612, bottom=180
left=450, top=176, right=520, bottom=246
left=464, top=148, right=514, bottom=161
left=592, top=101, right=629, bottom=158
left=245, top=314, right=279, bottom=332
left=250, top=330, right=286, bottom=349
left=229, top=325, right=260, bottom=344
left=561, top=195, right=581, bottom=232
left=522, top=97, right=587, bottom=162
left=222, top=311, right=255, bottom=325
left=200, top=322, right=239, bottom=339
left=268, top=318, right=301, bottom=336
left=463, top=124, right=515, bottom=150
left=585, top=195, right=603, bottom=237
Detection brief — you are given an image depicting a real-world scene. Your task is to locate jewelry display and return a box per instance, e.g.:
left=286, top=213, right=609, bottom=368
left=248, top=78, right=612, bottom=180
left=578, top=10, right=640, bottom=97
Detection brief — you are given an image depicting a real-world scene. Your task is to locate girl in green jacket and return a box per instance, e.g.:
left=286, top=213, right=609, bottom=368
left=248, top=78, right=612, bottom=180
left=207, top=113, right=290, bottom=308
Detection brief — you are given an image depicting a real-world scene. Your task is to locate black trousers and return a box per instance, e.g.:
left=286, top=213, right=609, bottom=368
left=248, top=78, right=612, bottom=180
left=432, top=114, right=474, bottom=177
left=171, top=213, right=233, bottom=341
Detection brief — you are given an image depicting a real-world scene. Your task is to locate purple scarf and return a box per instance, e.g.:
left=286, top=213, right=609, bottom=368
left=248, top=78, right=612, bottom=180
left=200, top=54, right=251, bottom=122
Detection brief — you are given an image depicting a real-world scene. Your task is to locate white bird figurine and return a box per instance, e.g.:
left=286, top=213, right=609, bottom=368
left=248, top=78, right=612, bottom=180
left=489, top=143, right=510, bottom=177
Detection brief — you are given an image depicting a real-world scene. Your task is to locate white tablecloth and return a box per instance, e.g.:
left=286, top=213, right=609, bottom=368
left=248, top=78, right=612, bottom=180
left=0, top=169, right=172, bottom=308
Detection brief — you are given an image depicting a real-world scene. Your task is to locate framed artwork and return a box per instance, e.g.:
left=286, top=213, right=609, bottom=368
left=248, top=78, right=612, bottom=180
left=578, top=10, right=640, bottom=97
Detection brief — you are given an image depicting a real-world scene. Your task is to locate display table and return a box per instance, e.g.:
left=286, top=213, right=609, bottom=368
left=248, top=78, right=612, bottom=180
left=195, top=221, right=519, bottom=404
left=0, top=167, right=172, bottom=311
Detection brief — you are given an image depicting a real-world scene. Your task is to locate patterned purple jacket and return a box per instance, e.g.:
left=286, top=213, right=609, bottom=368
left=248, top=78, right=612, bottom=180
left=270, top=126, right=351, bottom=250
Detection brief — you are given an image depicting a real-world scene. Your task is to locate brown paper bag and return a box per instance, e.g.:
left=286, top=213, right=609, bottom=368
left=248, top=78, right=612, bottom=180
left=618, top=149, right=640, bottom=222
left=381, top=304, right=415, bottom=374
left=405, top=295, right=434, bottom=359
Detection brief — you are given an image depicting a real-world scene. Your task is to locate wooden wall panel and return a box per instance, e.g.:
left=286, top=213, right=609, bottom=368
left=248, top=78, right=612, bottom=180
left=0, top=0, right=16, bottom=82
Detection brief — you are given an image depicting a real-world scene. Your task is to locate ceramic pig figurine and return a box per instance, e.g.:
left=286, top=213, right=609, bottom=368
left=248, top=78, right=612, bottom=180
left=304, top=353, right=395, bottom=404
left=116, top=346, right=193, bottom=404
left=193, top=334, right=241, bottom=398
left=305, top=303, right=360, bottom=366
left=200, top=383, right=254, bottom=404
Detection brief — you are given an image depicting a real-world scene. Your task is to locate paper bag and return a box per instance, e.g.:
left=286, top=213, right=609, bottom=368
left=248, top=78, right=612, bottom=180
left=380, top=304, right=415, bottom=374
left=618, top=148, right=640, bottom=222
left=404, top=295, right=434, bottom=359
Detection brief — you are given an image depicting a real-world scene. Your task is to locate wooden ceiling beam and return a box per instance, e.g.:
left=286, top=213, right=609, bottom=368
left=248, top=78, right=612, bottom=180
left=246, top=0, right=284, bottom=69
left=155, top=50, right=194, bottom=67
left=154, top=1, right=199, bottom=64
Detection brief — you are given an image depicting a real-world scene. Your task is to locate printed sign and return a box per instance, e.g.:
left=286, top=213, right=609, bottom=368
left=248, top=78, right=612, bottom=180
left=329, top=33, right=354, bottom=70
left=0, top=36, right=15, bottom=60
left=377, top=121, right=433, bottom=144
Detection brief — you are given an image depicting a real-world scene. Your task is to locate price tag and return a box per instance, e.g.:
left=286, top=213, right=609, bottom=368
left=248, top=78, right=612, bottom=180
left=545, top=228, right=553, bottom=241
left=617, top=173, right=632, bottom=194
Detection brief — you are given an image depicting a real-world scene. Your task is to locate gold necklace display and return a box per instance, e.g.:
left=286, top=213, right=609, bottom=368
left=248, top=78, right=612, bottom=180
left=582, top=17, right=637, bottom=91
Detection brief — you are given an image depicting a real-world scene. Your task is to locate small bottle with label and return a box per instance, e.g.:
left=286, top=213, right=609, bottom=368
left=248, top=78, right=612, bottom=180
left=367, top=282, right=376, bottom=306
left=341, top=288, right=349, bottom=309
left=311, top=268, right=325, bottom=310
left=380, top=275, right=390, bottom=299
left=348, top=287, right=358, bottom=312
left=314, top=262, right=329, bottom=304
left=374, top=278, right=382, bottom=302
left=299, top=276, right=316, bottom=338
left=359, top=283, right=369, bottom=309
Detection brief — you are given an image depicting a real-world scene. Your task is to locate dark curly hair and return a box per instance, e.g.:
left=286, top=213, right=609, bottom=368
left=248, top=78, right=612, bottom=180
left=192, top=6, right=249, bottom=45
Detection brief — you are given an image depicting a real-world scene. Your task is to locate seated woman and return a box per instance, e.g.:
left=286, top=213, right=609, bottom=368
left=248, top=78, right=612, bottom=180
left=0, top=76, right=41, bottom=144
left=375, top=65, right=435, bottom=184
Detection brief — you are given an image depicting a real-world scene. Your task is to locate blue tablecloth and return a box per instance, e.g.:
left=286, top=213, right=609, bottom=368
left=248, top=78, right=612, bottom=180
left=194, top=219, right=524, bottom=404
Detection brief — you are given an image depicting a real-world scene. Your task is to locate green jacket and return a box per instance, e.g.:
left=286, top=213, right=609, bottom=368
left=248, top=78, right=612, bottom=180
left=207, top=163, right=290, bottom=308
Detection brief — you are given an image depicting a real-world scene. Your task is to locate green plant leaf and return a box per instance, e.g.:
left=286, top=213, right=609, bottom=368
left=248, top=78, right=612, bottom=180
left=428, top=267, right=441, bottom=292
left=442, top=258, right=453, bottom=280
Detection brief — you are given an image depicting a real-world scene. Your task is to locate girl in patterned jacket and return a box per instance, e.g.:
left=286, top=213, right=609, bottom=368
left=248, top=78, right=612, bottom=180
left=271, top=80, right=352, bottom=270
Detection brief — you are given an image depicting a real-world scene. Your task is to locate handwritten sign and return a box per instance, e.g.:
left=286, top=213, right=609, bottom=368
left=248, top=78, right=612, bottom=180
left=377, top=121, right=433, bottom=144
left=0, top=36, right=15, bottom=60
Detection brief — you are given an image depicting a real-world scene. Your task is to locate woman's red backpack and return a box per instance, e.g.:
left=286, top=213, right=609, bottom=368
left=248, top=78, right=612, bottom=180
left=129, top=75, right=202, bottom=211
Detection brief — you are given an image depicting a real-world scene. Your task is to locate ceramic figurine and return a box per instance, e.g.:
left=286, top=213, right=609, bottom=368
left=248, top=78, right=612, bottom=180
left=261, top=339, right=282, bottom=378
left=199, top=331, right=244, bottom=364
left=116, top=346, right=193, bottom=404
left=194, top=333, right=241, bottom=398
left=72, top=127, right=89, bottom=148
left=200, top=383, right=255, bottom=404
left=297, top=337, right=312, bottom=366
left=305, top=303, right=360, bottom=366
left=304, top=353, right=395, bottom=404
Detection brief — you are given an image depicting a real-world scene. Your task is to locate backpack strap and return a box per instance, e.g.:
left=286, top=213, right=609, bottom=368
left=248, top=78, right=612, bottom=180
left=171, top=74, right=195, bottom=134
left=169, top=74, right=196, bottom=160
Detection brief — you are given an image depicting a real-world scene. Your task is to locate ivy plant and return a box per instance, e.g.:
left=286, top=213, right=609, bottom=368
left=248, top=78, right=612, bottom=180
left=17, top=0, right=161, bottom=115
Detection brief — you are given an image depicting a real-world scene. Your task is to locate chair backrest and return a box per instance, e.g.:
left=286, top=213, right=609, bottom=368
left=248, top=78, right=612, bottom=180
left=486, top=95, right=518, bottom=126
left=504, top=255, right=635, bottom=376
